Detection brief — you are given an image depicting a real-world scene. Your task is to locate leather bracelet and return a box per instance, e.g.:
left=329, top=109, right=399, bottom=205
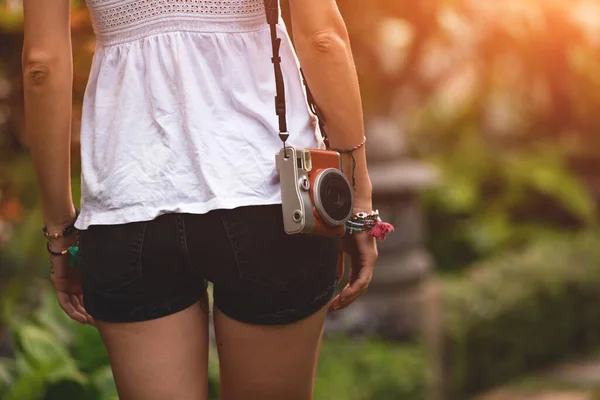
left=46, top=242, right=70, bottom=257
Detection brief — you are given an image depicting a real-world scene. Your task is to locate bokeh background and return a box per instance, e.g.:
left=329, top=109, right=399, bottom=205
left=3, top=0, right=600, bottom=399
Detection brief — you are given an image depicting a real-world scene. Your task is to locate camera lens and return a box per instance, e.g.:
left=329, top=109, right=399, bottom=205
left=317, top=170, right=353, bottom=223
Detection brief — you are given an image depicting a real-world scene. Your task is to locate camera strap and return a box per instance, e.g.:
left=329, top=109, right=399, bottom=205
left=263, top=0, right=330, bottom=149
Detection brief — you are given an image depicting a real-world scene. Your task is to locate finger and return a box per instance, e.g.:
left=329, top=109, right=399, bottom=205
left=329, top=278, right=371, bottom=312
left=71, top=294, right=94, bottom=325
left=329, top=294, right=343, bottom=312
left=330, top=252, right=358, bottom=312
left=71, top=294, right=89, bottom=320
left=334, top=281, right=367, bottom=311
left=349, top=255, right=361, bottom=284
left=77, top=294, right=96, bottom=326
left=336, top=261, right=374, bottom=310
left=336, top=251, right=345, bottom=283
left=347, top=246, right=365, bottom=284
left=56, top=292, right=87, bottom=324
left=337, top=286, right=368, bottom=311
left=330, top=253, right=366, bottom=312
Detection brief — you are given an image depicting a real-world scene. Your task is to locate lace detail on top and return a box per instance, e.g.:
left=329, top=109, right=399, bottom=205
left=87, top=0, right=268, bottom=45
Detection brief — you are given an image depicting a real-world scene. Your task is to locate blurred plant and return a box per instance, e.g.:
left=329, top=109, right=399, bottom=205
left=420, top=131, right=596, bottom=270
left=440, top=230, right=600, bottom=398
left=315, top=338, right=428, bottom=400
left=0, top=280, right=116, bottom=400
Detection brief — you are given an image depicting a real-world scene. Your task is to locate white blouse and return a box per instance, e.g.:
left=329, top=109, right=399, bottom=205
left=75, top=0, right=323, bottom=229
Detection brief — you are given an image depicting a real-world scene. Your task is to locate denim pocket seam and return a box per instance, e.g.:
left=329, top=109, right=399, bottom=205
left=220, top=212, right=292, bottom=290
left=222, top=211, right=327, bottom=290
left=219, top=214, right=245, bottom=279
left=176, top=215, right=193, bottom=270
left=135, top=222, right=147, bottom=276
left=81, top=222, right=146, bottom=293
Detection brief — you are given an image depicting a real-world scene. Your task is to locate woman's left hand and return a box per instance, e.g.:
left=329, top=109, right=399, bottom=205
left=48, top=234, right=94, bottom=325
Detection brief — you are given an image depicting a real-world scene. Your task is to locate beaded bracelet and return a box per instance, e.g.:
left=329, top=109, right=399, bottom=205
left=345, top=210, right=395, bottom=241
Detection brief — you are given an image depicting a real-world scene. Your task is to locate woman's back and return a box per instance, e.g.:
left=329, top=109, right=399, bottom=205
left=76, top=0, right=321, bottom=229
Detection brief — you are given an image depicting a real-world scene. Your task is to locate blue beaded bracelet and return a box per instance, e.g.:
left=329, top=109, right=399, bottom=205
left=345, top=211, right=395, bottom=241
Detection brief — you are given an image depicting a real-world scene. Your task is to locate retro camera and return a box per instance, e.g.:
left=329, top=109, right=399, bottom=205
left=276, top=147, right=354, bottom=237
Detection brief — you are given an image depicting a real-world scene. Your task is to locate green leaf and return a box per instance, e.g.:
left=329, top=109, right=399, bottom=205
left=15, top=352, right=34, bottom=376
left=42, top=359, right=86, bottom=385
left=15, top=323, right=72, bottom=370
left=91, top=365, right=118, bottom=400
left=464, top=211, right=512, bottom=254
left=315, top=338, right=428, bottom=400
left=0, top=357, right=15, bottom=392
left=5, top=369, right=46, bottom=400
left=505, top=150, right=597, bottom=224
left=44, top=380, right=90, bottom=400
left=73, top=324, right=109, bottom=373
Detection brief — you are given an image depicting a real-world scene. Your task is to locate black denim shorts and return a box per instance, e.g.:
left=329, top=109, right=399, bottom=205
left=78, top=205, right=339, bottom=325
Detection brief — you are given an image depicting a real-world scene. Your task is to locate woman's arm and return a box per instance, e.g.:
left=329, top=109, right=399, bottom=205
left=22, top=0, right=76, bottom=229
left=22, top=1, right=90, bottom=325
left=288, top=0, right=372, bottom=212
left=288, top=1, right=378, bottom=311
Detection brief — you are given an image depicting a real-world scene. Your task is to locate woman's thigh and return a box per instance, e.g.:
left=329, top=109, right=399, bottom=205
left=97, top=301, right=210, bottom=400
left=214, top=303, right=328, bottom=400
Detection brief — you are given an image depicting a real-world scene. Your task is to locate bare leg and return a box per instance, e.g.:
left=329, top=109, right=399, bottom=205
left=96, top=301, right=210, bottom=400
left=214, top=304, right=329, bottom=400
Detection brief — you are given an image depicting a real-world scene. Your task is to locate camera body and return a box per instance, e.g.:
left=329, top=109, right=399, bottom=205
left=276, top=146, right=354, bottom=237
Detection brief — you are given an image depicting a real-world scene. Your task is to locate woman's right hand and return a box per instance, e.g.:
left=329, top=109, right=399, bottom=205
left=330, top=187, right=378, bottom=312
left=329, top=229, right=378, bottom=312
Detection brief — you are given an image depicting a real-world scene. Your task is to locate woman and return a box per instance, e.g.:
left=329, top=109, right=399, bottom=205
left=22, top=0, right=382, bottom=399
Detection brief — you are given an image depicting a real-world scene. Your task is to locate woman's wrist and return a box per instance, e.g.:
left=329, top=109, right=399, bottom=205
left=351, top=172, right=373, bottom=213
left=43, top=204, right=78, bottom=233
left=353, top=198, right=373, bottom=214
left=43, top=206, right=80, bottom=272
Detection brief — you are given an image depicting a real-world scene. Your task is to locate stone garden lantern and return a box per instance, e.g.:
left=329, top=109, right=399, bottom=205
left=325, top=117, right=439, bottom=340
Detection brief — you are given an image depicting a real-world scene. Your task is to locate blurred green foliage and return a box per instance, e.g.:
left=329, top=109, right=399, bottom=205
left=421, top=134, right=597, bottom=271
left=441, top=231, right=600, bottom=398
left=315, top=338, right=428, bottom=400
left=0, top=281, right=116, bottom=400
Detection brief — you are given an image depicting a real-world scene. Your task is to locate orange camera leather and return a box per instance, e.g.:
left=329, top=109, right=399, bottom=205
left=306, top=149, right=346, bottom=238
